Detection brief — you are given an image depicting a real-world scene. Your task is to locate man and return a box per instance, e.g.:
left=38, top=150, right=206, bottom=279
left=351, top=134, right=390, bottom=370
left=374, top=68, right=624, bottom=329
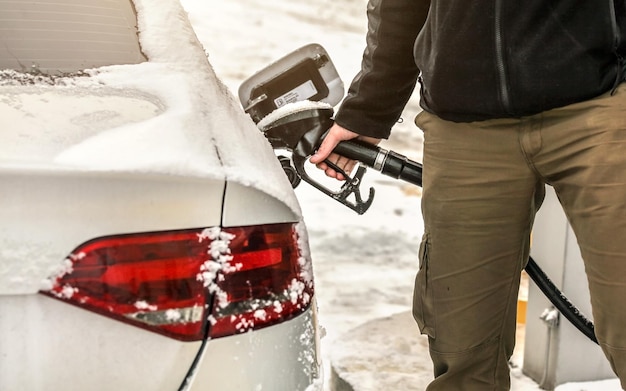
left=310, top=1, right=626, bottom=390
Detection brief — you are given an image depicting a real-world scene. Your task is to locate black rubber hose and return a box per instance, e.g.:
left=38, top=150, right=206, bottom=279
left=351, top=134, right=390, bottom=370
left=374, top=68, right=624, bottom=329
left=334, top=139, right=423, bottom=186
left=333, top=138, right=598, bottom=344
left=526, top=256, right=598, bottom=344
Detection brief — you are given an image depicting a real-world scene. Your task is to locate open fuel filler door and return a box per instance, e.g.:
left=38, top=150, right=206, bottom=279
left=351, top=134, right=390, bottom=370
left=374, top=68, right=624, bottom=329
left=239, top=43, right=344, bottom=124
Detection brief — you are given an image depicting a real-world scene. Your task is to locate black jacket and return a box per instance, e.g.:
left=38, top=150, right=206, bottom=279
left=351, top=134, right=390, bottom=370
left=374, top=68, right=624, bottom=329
left=335, top=0, right=626, bottom=138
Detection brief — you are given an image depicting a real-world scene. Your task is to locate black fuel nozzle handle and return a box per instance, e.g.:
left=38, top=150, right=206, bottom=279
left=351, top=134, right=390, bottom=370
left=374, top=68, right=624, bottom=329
left=332, top=138, right=423, bottom=187
left=260, top=105, right=375, bottom=214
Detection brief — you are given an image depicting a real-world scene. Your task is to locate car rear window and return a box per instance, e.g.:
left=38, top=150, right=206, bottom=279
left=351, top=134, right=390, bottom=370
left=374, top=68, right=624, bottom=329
left=0, top=0, right=147, bottom=74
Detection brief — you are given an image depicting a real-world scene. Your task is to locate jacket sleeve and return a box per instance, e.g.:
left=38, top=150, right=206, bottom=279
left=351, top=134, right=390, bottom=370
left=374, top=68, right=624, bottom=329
left=334, top=0, right=430, bottom=139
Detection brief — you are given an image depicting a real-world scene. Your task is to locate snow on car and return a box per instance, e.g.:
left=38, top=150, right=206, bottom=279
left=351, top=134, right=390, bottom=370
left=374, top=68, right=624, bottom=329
left=0, top=0, right=322, bottom=390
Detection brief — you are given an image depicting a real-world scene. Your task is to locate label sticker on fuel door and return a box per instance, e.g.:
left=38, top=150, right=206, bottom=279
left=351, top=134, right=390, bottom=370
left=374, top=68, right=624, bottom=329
left=274, top=80, right=318, bottom=107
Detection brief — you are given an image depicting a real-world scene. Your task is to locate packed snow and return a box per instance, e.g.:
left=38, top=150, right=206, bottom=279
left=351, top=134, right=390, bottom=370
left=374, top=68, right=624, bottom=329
left=182, top=0, right=623, bottom=390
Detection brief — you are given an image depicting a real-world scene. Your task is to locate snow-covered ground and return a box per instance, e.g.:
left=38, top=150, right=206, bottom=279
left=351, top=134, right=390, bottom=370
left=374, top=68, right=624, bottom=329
left=181, top=1, right=621, bottom=390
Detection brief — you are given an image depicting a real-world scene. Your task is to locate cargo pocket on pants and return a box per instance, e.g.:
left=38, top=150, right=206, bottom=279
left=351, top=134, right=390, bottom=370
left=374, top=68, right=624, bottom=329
left=413, top=233, right=436, bottom=339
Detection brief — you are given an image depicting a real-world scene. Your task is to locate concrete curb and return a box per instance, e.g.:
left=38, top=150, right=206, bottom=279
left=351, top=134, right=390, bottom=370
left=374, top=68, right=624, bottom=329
left=329, top=311, right=433, bottom=391
left=328, top=310, right=539, bottom=390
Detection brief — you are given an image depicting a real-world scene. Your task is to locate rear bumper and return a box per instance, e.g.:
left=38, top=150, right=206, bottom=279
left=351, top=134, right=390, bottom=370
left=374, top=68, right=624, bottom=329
left=0, top=294, right=199, bottom=390
left=0, top=294, right=322, bottom=391
left=186, top=303, right=323, bottom=391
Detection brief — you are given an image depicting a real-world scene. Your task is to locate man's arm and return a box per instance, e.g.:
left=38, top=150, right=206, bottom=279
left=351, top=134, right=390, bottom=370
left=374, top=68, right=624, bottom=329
left=310, top=0, right=430, bottom=178
left=335, top=0, right=430, bottom=139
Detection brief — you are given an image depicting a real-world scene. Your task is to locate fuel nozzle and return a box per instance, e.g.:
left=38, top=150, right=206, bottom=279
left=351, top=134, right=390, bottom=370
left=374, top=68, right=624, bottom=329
left=258, top=102, right=374, bottom=214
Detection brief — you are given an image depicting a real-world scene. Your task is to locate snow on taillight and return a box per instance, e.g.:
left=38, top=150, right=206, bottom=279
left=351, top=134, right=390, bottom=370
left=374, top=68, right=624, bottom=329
left=198, top=223, right=314, bottom=339
left=40, top=223, right=313, bottom=341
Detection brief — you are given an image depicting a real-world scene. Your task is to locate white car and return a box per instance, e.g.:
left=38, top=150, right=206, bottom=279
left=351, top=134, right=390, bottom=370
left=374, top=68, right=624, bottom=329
left=0, top=0, right=322, bottom=390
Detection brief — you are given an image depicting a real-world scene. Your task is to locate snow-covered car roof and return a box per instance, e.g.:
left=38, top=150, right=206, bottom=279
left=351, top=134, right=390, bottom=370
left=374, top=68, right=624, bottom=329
left=0, top=0, right=300, bottom=216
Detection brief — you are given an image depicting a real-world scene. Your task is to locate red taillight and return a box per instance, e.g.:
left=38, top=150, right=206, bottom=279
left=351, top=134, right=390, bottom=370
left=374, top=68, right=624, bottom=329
left=204, top=223, right=314, bottom=338
left=41, top=230, right=209, bottom=341
left=40, top=223, right=313, bottom=341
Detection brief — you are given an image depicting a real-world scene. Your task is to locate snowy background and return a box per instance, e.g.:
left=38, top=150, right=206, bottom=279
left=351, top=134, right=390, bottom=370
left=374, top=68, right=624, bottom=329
left=180, top=0, right=621, bottom=390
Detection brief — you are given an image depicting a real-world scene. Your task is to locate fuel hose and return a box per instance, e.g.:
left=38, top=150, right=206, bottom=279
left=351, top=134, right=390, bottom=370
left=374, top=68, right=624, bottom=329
left=334, top=139, right=423, bottom=186
left=526, top=256, right=597, bottom=344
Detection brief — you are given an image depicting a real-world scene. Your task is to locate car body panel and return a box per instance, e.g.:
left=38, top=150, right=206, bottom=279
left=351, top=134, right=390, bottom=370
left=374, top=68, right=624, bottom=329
left=0, top=0, right=320, bottom=389
left=222, top=181, right=299, bottom=227
left=0, top=169, right=224, bottom=295
left=0, top=295, right=320, bottom=391
left=0, top=294, right=199, bottom=391
left=0, top=167, right=316, bottom=389
left=187, top=305, right=321, bottom=391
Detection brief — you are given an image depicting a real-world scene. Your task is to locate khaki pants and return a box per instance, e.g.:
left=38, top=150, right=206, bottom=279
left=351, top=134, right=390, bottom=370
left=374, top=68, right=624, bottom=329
left=413, top=85, right=626, bottom=390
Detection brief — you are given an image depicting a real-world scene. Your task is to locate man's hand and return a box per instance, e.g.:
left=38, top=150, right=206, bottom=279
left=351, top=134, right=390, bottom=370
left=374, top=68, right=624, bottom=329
left=309, top=123, right=381, bottom=181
